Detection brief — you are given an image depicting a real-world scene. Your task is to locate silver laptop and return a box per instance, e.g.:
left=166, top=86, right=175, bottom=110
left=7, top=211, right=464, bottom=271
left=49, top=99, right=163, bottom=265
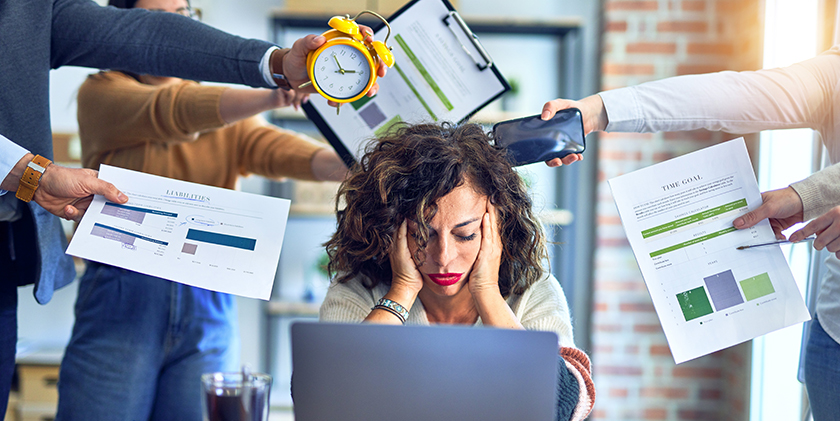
left=291, top=322, right=559, bottom=421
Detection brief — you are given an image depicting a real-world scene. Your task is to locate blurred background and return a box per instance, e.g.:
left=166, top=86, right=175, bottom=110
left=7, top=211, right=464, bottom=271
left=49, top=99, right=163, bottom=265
left=12, top=0, right=837, bottom=420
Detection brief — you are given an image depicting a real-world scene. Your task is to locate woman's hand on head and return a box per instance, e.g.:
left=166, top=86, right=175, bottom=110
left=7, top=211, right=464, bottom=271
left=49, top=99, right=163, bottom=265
left=468, top=199, right=503, bottom=298
left=365, top=220, right=422, bottom=324
left=389, top=219, right=424, bottom=297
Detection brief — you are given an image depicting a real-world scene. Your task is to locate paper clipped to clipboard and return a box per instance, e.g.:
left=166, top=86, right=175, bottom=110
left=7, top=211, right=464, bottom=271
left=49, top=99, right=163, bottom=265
left=608, top=138, right=810, bottom=363
left=302, top=0, right=510, bottom=166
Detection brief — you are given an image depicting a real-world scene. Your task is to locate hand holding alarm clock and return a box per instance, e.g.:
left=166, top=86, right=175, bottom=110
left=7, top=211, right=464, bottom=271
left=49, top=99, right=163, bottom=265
left=298, top=11, right=395, bottom=112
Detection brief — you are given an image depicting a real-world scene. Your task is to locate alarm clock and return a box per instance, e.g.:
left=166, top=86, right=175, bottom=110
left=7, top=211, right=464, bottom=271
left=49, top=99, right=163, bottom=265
left=305, top=10, right=395, bottom=104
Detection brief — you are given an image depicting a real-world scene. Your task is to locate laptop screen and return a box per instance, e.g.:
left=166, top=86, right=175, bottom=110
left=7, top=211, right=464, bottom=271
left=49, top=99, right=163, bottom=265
left=291, top=322, right=559, bottom=421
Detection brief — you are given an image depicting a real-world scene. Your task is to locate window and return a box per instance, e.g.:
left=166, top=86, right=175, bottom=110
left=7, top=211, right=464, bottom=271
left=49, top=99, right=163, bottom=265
left=750, top=1, right=819, bottom=419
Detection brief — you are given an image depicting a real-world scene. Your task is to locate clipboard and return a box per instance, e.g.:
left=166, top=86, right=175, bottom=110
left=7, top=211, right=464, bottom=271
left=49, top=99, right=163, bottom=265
left=301, top=0, right=510, bottom=167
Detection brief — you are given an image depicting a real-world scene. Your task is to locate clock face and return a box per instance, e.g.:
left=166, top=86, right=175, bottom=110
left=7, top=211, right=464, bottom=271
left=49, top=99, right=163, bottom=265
left=312, top=43, right=373, bottom=101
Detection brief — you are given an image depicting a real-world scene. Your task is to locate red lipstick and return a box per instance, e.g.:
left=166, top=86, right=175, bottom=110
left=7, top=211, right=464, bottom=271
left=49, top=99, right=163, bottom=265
left=428, top=273, right=463, bottom=286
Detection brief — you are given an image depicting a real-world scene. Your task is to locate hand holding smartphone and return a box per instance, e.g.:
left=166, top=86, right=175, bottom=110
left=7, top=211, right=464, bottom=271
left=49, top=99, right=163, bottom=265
left=492, top=108, right=585, bottom=166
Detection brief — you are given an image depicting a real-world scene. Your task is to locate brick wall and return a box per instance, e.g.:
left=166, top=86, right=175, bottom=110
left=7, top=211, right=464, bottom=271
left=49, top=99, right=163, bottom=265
left=592, top=1, right=761, bottom=420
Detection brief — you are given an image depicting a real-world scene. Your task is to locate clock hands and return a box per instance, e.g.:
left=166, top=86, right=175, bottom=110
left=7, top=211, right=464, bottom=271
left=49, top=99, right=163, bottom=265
left=316, top=51, right=369, bottom=115
left=332, top=54, right=345, bottom=74
left=332, top=54, right=358, bottom=75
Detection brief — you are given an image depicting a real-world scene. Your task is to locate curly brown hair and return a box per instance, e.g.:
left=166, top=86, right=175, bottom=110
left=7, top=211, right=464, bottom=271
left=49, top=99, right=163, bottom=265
left=325, top=122, right=548, bottom=297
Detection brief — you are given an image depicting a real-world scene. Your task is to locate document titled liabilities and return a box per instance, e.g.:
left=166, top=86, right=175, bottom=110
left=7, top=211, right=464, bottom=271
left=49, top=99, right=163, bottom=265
left=66, top=165, right=290, bottom=300
left=609, top=138, right=810, bottom=363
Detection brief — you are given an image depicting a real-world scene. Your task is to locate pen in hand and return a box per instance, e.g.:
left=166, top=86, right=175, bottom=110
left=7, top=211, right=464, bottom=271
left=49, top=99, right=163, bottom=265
left=736, top=236, right=817, bottom=250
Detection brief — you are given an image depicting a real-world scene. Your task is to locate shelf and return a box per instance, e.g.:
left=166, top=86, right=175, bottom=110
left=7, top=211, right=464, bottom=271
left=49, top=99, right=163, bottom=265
left=539, top=209, right=573, bottom=226
left=272, top=99, right=532, bottom=126
left=271, top=108, right=309, bottom=122
left=289, top=204, right=335, bottom=216
left=468, top=109, right=533, bottom=124
left=271, top=12, right=582, bottom=36
left=456, top=16, right=582, bottom=35
left=15, top=341, right=64, bottom=365
left=267, top=300, right=321, bottom=317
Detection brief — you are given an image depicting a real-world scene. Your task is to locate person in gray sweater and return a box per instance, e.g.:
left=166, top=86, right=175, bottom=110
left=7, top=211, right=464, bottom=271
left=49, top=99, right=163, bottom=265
left=320, top=123, right=595, bottom=421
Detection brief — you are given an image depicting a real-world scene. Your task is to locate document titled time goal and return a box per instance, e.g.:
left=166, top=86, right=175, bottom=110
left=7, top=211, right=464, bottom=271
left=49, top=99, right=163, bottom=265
left=609, top=138, right=810, bottom=363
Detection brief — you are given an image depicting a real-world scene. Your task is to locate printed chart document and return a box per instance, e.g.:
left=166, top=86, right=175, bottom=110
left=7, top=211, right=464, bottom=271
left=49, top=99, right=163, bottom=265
left=304, top=0, right=508, bottom=164
left=609, top=138, right=810, bottom=363
left=66, top=165, right=290, bottom=300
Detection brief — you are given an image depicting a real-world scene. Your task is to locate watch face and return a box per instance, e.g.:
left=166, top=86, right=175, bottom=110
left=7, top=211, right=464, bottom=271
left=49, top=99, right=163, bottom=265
left=312, top=43, right=373, bottom=100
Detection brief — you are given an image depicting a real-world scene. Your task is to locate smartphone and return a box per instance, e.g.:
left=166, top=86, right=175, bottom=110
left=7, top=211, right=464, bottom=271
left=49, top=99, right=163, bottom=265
left=492, top=108, right=586, bottom=166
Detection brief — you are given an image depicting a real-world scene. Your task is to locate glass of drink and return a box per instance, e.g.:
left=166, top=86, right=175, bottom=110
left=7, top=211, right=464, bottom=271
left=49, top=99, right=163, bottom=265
left=201, top=371, right=271, bottom=421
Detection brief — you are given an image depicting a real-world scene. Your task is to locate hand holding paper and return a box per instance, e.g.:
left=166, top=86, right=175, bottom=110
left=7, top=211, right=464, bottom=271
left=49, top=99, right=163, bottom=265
left=608, top=138, right=809, bottom=363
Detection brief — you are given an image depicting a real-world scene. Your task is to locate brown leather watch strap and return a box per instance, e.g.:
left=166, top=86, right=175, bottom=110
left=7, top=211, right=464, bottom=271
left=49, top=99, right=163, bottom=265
left=270, top=48, right=292, bottom=91
left=15, top=155, right=52, bottom=203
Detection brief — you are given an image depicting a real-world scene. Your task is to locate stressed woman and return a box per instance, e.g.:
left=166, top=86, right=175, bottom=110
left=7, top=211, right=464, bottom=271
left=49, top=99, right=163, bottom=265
left=320, top=123, right=595, bottom=421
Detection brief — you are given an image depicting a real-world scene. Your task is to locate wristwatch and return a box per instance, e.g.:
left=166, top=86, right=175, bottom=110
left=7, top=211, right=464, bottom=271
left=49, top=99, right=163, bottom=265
left=15, top=155, right=52, bottom=203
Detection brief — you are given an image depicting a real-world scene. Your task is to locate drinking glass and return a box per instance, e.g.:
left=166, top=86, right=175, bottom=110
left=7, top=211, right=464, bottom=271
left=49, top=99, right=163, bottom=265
left=201, top=371, right=271, bottom=421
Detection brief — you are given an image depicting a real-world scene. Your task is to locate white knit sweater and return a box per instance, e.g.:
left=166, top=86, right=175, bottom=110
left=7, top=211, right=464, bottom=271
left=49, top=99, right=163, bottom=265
left=320, top=274, right=576, bottom=347
left=319, top=274, right=595, bottom=420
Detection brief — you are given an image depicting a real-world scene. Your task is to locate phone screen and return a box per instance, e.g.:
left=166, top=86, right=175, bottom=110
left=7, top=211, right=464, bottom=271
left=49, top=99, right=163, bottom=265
left=492, top=108, right=585, bottom=166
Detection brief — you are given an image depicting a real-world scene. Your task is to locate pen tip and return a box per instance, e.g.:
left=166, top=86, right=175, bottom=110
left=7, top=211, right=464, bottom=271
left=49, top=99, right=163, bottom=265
left=736, top=246, right=745, bottom=250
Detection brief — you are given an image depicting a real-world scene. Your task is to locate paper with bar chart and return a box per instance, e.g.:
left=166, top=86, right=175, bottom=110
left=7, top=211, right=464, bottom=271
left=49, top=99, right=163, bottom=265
left=66, top=165, right=290, bottom=300
left=608, top=138, right=809, bottom=363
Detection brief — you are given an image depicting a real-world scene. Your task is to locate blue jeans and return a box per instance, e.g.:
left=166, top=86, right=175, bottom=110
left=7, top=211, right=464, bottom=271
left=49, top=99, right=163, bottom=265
left=1, top=222, right=18, bottom=418
left=0, top=274, right=16, bottom=419
left=56, top=263, right=239, bottom=421
left=804, top=314, right=840, bottom=421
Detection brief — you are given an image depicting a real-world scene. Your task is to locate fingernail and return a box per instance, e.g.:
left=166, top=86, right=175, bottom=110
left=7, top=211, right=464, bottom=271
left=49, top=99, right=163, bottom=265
left=541, top=111, right=550, bottom=120
left=733, top=217, right=743, bottom=228
left=118, top=193, right=128, bottom=202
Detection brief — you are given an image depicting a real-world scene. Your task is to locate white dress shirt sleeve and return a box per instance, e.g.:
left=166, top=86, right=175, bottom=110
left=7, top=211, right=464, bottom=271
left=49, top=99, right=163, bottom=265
left=599, top=45, right=840, bottom=136
left=0, top=134, right=30, bottom=196
left=260, top=46, right=281, bottom=88
left=598, top=45, right=840, bottom=220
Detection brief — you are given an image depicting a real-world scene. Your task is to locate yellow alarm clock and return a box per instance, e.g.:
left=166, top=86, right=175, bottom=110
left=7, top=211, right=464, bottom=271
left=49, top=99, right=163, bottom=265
left=304, top=10, right=395, bottom=104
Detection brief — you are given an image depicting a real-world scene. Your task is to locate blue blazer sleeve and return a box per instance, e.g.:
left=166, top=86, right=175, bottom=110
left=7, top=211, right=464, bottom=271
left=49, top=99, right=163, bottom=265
left=49, top=0, right=276, bottom=88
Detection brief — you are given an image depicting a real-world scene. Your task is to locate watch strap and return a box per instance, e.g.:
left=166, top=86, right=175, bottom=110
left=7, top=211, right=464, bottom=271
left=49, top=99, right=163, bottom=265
left=269, top=48, right=292, bottom=91
left=15, top=155, right=52, bottom=203
left=271, top=73, right=292, bottom=91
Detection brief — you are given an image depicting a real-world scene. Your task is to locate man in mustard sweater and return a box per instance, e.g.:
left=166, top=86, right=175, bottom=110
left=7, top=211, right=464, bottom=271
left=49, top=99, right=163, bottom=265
left=55, top=1, right=350, bottom=420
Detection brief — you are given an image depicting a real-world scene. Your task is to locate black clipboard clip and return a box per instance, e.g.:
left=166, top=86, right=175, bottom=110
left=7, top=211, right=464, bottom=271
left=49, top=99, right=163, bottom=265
left=442, top=11, right=493, bottom=71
